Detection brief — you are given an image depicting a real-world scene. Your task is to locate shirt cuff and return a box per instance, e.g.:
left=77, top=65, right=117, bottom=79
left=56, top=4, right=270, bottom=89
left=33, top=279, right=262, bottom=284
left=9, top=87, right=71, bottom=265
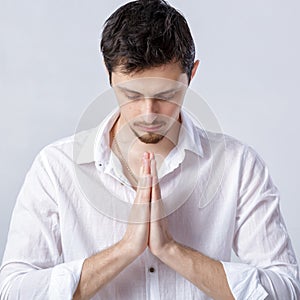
left=221, top=261, right=269, bottom=300
left=49, top=258, right=85, bottom=300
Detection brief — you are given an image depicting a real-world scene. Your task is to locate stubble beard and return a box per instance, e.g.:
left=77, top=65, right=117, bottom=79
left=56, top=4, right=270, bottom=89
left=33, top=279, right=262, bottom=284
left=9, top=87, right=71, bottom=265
left=129, top=124, right=167, bottom=144
left=137, top=132, right=165, bottom=144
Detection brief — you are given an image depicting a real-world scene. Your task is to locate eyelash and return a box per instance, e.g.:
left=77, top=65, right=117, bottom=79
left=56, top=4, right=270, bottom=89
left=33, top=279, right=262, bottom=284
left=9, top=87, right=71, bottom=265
left=125, top=93, right=176, bottom=101
left=159, top=94, right=176, bottom=100
left=126, top=95, right=142, bottom=100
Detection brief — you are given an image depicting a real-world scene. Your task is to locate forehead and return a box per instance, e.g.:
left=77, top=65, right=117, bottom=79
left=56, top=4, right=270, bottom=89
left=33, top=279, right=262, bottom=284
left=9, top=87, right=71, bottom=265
left=115, top=77, right=187, bottom=96
left=111, top=62, right=189, bottom=90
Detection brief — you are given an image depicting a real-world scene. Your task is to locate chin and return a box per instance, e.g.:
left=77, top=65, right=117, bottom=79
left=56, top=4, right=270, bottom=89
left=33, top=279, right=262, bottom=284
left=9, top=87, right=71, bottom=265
left=138, top=133, right=165, bottom=144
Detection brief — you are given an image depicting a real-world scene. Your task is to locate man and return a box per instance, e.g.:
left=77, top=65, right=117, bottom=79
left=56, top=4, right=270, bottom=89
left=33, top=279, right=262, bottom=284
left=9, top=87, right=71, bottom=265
left=0, top=0, right=299, bottom=299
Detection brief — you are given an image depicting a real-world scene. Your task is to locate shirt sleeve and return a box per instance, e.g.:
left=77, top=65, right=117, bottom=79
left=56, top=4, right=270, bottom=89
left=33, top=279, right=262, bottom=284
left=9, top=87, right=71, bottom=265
left=221, top=146, right=300, bottom=299
left=0, top=150, right=85, bottom=299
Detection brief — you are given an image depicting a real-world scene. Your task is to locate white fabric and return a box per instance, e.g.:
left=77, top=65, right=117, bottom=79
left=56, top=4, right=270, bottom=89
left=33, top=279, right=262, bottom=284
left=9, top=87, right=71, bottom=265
left=0, top=108, right=299, bottom=299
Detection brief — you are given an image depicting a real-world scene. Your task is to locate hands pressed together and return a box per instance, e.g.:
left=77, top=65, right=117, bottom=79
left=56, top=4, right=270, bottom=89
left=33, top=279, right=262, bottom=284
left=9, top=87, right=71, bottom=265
left=74, top=153, right=235, bottom=300
left=122, top=152, right=174, bottom=259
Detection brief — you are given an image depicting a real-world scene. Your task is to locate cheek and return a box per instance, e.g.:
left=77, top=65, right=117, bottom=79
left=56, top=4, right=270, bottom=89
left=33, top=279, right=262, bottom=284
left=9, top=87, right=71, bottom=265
left=163, top=104, right=181, bottom=118
left=120, top=104, right=139, bottom=120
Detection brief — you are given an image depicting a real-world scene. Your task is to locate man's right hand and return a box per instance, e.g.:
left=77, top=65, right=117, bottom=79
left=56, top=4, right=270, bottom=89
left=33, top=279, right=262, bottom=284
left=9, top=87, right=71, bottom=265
left=74, top=153, right=152, bottom=300
left=121, top=152, right=151, bottom=257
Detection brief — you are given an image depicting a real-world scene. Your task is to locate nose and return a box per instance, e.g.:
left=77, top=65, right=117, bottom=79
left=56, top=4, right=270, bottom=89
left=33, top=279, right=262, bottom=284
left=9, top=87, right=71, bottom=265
left=142, top=98, right=158, bottom=123
left=144, top=98, right=157, bottom=113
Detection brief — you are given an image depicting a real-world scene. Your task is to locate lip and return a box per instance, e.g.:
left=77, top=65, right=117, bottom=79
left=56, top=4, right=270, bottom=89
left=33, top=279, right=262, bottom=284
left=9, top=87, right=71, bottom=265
left=136, top=124, right=164, bottom=132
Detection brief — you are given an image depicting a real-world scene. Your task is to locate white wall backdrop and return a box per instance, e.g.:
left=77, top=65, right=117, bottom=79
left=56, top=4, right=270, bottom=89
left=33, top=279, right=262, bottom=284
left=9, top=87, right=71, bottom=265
left=1, top=0, right=299, bottom=264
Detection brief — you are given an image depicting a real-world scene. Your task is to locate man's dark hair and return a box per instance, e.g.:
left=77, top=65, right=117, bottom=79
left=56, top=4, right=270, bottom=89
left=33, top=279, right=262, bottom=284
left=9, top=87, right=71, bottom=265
left=100, top=0, right=196, bottom=84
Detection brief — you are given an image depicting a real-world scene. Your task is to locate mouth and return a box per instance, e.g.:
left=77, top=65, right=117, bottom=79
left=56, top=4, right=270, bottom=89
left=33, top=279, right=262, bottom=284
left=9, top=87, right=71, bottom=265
left=135, top=123, right=165, bottom=133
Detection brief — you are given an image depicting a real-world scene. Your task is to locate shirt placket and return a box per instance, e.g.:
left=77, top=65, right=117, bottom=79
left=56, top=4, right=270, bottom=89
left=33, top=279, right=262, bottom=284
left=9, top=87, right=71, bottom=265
left=145, top=248, right=160, bottom=300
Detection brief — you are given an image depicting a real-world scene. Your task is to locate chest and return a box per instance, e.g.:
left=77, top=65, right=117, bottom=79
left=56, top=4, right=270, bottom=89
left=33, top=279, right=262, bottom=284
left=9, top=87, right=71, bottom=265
left=57, top=173, right=236, bottom=262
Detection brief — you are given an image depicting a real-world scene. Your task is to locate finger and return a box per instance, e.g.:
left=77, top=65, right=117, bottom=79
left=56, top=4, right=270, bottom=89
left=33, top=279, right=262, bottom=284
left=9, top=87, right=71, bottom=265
left=143, top=152, right=151, bottom=175
left=150, top=155, right=161, bottom=201
left=136, top=175, right=151, bottom=203
left=130, top=153, right=151, bottom=223
left=149, top=152, right=154, bottom=160
left=130, top=180, right=151, bottom=222
left=150, top=155, right=165, bottom=221
left=136, top=153, right=151, bottom=203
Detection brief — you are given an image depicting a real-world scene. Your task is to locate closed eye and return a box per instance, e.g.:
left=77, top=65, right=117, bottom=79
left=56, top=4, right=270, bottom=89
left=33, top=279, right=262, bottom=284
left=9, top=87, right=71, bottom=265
left=155, top=92, right=177, bottom=101
left=123, top=92, right=143, bottom=100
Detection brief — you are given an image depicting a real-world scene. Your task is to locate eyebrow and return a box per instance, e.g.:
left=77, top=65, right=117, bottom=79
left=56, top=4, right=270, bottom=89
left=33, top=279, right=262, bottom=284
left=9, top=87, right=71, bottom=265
left=117, top=86, right=181, bottom=96
left=117, top=87, right=143, bottom=95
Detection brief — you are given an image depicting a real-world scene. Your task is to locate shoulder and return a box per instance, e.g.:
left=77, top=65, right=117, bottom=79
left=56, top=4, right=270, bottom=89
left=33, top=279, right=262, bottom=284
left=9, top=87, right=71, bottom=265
left=27, top=128, right=98, bottom=184
left=181, top=108, right=252, bottom=161
left=196, top=127, right=246, bottom=157
left=39, top=128, right=97, bottom=163
left=195, top=127, right=267, bottom=172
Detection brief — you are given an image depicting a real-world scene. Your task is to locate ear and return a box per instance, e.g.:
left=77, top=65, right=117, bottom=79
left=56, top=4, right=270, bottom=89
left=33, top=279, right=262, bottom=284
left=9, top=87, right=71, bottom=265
left=190, top=60, right=200, bottom=81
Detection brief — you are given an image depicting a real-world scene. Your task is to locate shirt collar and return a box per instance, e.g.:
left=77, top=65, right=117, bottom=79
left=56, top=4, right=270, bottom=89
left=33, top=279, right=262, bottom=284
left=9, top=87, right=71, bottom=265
left=157, top=109, right=203, bottom=178
left=176, top=108, right=204, bottom=157
left=75, top=107, right=204, bottom=166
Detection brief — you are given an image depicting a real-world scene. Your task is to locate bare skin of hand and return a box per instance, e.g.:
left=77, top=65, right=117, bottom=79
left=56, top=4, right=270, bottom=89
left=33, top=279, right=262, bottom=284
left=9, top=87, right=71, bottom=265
left=122, top=151, right=174, bottom=257
left=148, top=153, right=173, bottom=256
left=121, top=152, right=152, bottom=257
left=146, top=153, right=234, bottom=300
left=73, top=153, right=153, bottom=300
left=74, top=152, right=233, bottom=300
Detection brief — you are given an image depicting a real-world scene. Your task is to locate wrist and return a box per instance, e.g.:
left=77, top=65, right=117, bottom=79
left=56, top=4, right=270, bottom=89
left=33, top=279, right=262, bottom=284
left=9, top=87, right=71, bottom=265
left=119, top=237, right=143, bottom=261
left=154, top=239, right=177, bottom=260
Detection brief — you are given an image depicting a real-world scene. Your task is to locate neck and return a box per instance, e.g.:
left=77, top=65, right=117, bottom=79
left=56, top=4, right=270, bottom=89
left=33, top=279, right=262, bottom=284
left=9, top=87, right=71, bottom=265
left=110, top=114, right=181, bottom=187
left=111, top=114, right=181, bottom=158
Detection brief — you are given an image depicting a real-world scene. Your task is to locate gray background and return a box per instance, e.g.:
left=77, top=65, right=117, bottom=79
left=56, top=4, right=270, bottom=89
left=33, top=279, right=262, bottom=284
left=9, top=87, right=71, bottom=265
left=1, top=0, right=299, bottom=264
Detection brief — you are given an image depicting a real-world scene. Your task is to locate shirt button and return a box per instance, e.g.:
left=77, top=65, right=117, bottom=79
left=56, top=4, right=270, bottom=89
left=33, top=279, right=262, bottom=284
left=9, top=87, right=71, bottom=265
left=149, top=267, right=155, bottom=273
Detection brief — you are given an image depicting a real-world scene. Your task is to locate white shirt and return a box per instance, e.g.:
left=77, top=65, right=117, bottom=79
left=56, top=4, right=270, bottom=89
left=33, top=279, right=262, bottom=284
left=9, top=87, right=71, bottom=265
left=0, top=108, right=299, bottom=299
